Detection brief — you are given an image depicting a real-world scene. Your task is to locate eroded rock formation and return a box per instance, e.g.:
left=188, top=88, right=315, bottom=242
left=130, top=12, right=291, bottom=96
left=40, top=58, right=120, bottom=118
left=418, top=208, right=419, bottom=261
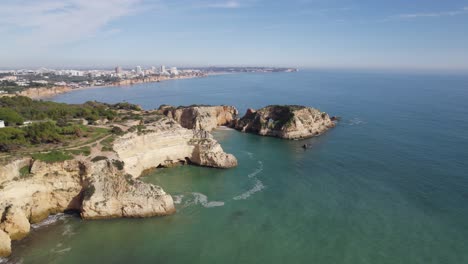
left=0, top=116, right=237, bottom=257
left=232, top=105, right=335, bottom=139
left=114, top=118, right=237, bottom=177
left=158, top=105, right=238, bottom=131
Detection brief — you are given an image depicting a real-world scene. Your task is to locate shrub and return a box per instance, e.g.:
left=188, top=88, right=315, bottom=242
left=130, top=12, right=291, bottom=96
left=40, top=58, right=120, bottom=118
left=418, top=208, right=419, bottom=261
left=111, top=126, right=124, bottom=135
left=112, top=159, right=125, bottom=170
left=0, top=107, right=24, bottom=126
left=32, top=151, right=73, bottom=163
left=91, top=156, right=108, bottom=162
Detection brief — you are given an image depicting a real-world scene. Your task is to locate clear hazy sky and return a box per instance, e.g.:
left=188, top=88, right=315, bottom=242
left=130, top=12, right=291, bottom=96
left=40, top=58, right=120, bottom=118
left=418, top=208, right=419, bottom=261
left=1, top=0, right=468, bottom=71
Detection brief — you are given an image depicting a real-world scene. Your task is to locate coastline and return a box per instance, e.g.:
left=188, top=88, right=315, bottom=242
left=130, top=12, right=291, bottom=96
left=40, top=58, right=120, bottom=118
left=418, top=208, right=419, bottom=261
left=1, top=73, right=210, bottom=100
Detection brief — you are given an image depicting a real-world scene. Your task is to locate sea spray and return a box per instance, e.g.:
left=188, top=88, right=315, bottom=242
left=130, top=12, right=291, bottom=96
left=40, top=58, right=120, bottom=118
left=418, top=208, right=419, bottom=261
left=31, top=213, right=69, bottom=229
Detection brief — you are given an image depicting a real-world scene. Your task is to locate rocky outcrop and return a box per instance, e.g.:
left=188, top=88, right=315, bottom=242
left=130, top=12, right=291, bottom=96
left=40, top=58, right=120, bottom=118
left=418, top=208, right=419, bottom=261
left=0, top=160, right=84, bottom=257
left=0, top=158, right=32, bottom=185
left=80, top=160, right=175, bottom=219
left=0, top=230, right=11, bottom=257
left=113, top=117, right=237, bottom=177
left=0, top=116, right=238, bottom=257
left=0, top=158, right=175, bottom=257
left=232, top=105, right=335, bottom=139
left=158, top=105, right=238, bottom=131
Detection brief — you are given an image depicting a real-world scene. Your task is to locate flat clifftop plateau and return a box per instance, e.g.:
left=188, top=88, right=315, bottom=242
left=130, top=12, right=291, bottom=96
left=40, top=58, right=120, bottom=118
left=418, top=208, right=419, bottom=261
left=0, top=116, right=237, bottom=257
left=158, top=105, right=238, bottom=131
left=231, top=105, right=336, bottom=139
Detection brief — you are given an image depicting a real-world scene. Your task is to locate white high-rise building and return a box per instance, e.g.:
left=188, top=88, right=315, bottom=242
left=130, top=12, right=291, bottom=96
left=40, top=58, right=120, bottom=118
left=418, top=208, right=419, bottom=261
left=115, top=66, right=122, bottom=74
left=135, top=66, right=142, bottom=75
left=170, top=67, right=179, bottom=76
left=160, top=65, right=166, bottom=73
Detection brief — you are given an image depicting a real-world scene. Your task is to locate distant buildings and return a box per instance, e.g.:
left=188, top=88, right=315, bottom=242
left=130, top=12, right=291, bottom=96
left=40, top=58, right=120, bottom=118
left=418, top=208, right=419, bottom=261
left=160, top=65, right=170, bottom=75
left=135, top=66, right=142, bottom=75
left=0, top=76, right=18, bottom=82
left=0, top=120, right=5, bottom=128
left=169, top=67, right=179, bottom=76
left=32, top=80, right=48, bottom=85
left=115, top=66, right=122, bottom=75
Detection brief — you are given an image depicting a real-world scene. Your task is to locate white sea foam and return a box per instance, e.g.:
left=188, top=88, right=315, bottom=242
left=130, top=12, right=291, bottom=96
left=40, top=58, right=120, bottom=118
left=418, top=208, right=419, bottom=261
left=244, top=151, right=254, bottom=159
left=217, top=126, right=235, bottom=131
left=31, top=213, right=67, bottom=229
left=248, top=161, right=263, bottom=178
left=173, top=194, right=184, bottom=204
left=233, top=179, right=265, bottom=200
left=348, top=118, right=366, bottom=126
left=192, top=192, right=225, bottom=208
left=54, top=248, right=72, bottom=254
left=61, top=225, right=75, bottom=237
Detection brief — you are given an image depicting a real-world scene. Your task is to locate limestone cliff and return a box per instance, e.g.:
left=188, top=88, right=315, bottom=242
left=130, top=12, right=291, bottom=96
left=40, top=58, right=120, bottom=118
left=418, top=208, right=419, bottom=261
left=232, top=105, right=335, bottom=139
left=80, top=160, right=175, bottom=220
left=113, top=118, right=237, bottom=177
left=0, top=117, right=238, bottom=257
left=18, top=86, right=73, bottom=99
left=158, top=105, right=238, bottom=131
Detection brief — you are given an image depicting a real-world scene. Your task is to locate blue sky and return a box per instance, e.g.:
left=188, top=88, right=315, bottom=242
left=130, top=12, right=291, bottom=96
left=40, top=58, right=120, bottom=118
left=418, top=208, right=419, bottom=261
left=1, top=0, right=468, bottom=71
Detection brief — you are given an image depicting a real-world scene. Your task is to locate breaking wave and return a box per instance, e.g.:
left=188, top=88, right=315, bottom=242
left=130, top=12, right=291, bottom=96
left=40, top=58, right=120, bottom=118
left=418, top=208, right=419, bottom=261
left=191, top=193, right=225, bottom=208
left=233, top=179, right=265, bottom=200
left=244, top=151, right=254, bottom=159
left=53, top=247, right=72, bottom=254
left=248, top=161, right=263, bottom=178
left=348, top=117, right=366, bottom=126
left=31, top=213, right=68, bottom=229
left=173, top=194, right=184, bottom=204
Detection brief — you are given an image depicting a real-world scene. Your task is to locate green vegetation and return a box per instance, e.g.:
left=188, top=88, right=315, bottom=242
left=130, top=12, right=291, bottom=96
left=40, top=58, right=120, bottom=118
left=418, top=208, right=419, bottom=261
left=101, top=136, right=115, bottom=152
left=124, top=174, right=135, bottom=185
left=19, top=165, right=31, bottom=178
left=0, top=96, right=141, bottom=153
left=0, top=96, right=116, bottom=121
left=111, top=126, right=124, bottom=135
left=32, top=151, right=73, bottom=163
left=0, top=107, right=24, bottom=125
left=91, top=156, right=108, bottom=162
left=67, top=146, right=91, bottom=156
left=112, top=160, right=125, bottom=170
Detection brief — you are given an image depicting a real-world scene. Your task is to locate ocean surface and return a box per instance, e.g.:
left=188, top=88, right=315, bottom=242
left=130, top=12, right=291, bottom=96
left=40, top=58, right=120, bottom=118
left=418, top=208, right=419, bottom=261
left=5, top=70, right=468, bottom=263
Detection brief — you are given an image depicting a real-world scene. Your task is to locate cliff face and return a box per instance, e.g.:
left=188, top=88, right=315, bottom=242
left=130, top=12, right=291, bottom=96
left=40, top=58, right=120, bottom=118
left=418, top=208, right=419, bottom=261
left=18, top=86, right=73, bottom=99
left=80, top=160, right=175, bottom=220
left=158, top=105, right=238, bottom=131
left=232, top=105, right=335, bottom=139
left=113, top=118, right=238, bottom=177
left=0, top=117, right=238, bottom=257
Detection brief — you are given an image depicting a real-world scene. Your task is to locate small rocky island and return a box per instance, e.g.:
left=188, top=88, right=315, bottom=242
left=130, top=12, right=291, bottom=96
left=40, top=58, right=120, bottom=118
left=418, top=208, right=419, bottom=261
left=231, top=105, right=335, bottom=139
left=0, top=98, right=335, bottom=257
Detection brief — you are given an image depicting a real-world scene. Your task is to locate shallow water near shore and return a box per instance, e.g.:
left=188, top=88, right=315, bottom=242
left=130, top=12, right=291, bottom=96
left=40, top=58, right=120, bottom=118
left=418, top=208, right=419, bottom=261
left=6, top=70, right=468, bottom=263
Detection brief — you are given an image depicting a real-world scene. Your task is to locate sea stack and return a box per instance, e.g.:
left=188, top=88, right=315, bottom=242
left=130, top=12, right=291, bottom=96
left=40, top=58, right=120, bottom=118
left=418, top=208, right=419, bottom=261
left=231, top=105, right=335, bottom=139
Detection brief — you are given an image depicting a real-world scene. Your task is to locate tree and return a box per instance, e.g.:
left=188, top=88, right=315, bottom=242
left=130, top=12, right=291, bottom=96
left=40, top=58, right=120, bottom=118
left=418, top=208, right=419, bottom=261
left=0, top=108, right=24, bottom=126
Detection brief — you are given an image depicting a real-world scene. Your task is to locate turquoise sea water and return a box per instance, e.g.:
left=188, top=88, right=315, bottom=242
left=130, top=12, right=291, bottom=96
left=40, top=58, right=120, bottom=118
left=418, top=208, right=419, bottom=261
left=5, top=70, right=468, bottom=263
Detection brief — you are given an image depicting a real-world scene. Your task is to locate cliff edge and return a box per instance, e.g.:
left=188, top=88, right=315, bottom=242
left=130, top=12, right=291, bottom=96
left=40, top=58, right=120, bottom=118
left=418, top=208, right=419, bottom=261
left=158, top=105, right=238, bottom=131
left=0, top=116, right=237, bottom=257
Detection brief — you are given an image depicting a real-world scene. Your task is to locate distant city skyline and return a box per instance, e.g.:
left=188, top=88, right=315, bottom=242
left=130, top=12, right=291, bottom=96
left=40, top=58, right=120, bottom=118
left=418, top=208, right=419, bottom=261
left=1, top=0, right=468, bottom=72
